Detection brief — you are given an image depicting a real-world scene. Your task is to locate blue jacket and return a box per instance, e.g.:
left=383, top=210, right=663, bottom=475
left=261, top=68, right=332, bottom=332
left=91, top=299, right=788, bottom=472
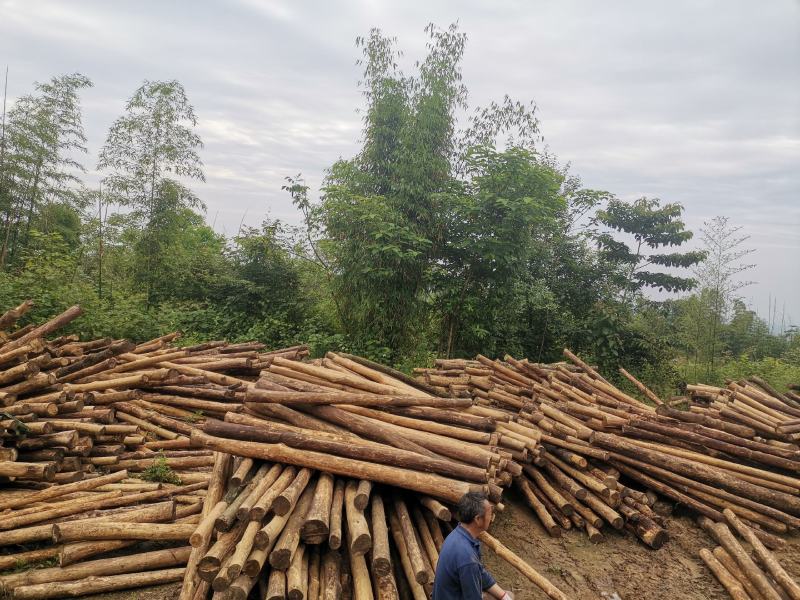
left=432, top=525, right=496, bottom=600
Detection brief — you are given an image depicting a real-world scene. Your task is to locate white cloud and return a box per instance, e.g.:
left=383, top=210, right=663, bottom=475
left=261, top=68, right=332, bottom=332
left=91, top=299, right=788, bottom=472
left=1, top=0, right=797, bottom=319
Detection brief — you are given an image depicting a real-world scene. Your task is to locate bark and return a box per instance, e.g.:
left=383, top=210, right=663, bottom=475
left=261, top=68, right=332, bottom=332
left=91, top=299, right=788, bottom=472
left=370, top=493, right=392, bottom=577
left=698, top=548, right=750, bottom=600
left=301, top=472, right=334, bottom=544
left=724, top=508, right=800, bottom=600
left=269, top=483, right=316, bottom=569
left=329, top=478, right=345, bottom=550
left=12, top=567, right=185, bottom=600
left=391, top=498, right=431, bottom=585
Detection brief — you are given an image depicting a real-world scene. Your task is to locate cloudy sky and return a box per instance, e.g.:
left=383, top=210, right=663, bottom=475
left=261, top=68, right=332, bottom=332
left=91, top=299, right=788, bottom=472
left=2, top=0, right=798, bottom=325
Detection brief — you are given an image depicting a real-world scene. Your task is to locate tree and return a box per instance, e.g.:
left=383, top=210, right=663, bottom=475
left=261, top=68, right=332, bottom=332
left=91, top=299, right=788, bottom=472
left=98, top=80, right=204, bottom=304
left=432, top=145, right=565, bottom=358
left=0, top=73, right=92, bottom=266
left=595, top=197, right=707, bottom=297
left=694, top=216, right=755, bottom=376
left=302, top=25, right=468, bottom=360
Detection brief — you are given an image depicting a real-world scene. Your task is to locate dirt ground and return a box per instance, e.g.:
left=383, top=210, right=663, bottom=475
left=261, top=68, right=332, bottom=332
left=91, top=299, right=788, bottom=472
left=78, top=490, right=800, bottom=599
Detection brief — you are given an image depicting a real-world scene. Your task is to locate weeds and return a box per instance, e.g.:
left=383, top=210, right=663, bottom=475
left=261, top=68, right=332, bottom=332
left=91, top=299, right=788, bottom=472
left=136, top=453, right=182, bottom=485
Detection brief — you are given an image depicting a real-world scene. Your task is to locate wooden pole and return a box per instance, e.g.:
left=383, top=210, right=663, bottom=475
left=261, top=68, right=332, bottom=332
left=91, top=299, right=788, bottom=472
left=345, top=479, right=373, bottom=555
left=699, top=548, right=750, bottom=600
left=191, top=430, right=482, bottom=503
left=371, top=493, right=392, bottom=577
left=479, top=532, right=569, bottom=600
left=723, top=509, right=800, bottom=600
left=12, top=567, right=185, bottom=600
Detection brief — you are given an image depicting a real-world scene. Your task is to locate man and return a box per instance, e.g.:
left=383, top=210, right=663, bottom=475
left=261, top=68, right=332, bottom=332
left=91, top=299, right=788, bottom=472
left=432, top=491, right=513, bottom=600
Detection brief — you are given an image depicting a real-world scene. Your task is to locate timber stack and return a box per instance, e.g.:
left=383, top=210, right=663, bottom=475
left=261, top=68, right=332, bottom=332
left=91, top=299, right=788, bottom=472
left=415, top=355, right=800, bottom=549
left=0, top=302, right=568, bottom=600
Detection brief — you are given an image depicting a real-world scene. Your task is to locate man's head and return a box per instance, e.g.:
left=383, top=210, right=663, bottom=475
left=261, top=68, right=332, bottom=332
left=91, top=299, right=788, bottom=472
left=456, top=490, right=494, bottom=534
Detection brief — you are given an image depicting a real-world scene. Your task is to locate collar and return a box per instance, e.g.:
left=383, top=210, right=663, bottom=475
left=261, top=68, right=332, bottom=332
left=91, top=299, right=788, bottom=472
left=456, top=524, right=481, bottom=548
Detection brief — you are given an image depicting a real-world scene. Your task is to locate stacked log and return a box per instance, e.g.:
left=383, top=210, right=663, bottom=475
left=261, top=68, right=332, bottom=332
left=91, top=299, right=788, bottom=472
left=0, top=303, right=568, bottom=600
left=415, top=352, right=800, bottom=555
left=698, top=510, right=800, bottom=600
left=3, top=301, right=797, bottom=599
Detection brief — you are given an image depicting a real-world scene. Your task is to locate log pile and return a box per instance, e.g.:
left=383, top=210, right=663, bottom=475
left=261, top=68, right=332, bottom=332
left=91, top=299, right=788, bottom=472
left=0, top=303, right=568, bottom=600
left=698, top=509, right=800, bottom=600
left=414, top=353, right=800, bottom=555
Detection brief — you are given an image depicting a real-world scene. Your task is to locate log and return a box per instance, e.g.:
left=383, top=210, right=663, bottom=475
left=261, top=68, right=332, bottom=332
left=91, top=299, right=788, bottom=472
left=3, top=305, right=83, bottom=352
left=347, top=527, right=375, bottom=600
left=274, top=467, right=313, bottom=516
left=515, top=477, right=560, bottom=537
left=250, top=465, right=297, bottom=521
left=301, top=472, right=335, bottom=544
left=11, top=567, right=185, bottom=600
left=419, top=496, right=451, bottom=521
left=228, top=573, right=259, bottom=600
left=53, top=521, right=195, bottom=543
left=191, top=430, right=482, bottom=503
left=272, top=356, right=402, bottom=395
left=526, top=466, right=574, bottom=516
left=0, top=299, right=33, bottom=330
left=308, top=546, right=321, bottom=600
left=0, top=500, right=175, bottom=546
left=391, top=498, right=431, bottom=585
left=0, top=460, right=56, bottom=480
left=345, top=479, right=373, bottom=555
left=0, top=547, right=60, bottom=572
left=198, top=520, right=247, bottom=581
left=266, top=569, right=286, bottom=600
left=479, top=532, right=569, bottom=600
left=320, top=550, right=342, bottom=600
left=536, top=461, right=587, bottom=501
left=699, top=517, right=782, bottom=600
left=59, top=540, right=136, bottom=567
left=387, top=508, right=427, bottom=600
left=269, top=483, right=316, bottom=569
left=723, top=508, right=800, bottom=600
left=619, top=367, right=663, bottom=405
left=329, top=477, right=345, bottom=550
left=224, top=520, right=262, bottom=585
left=0, top=546, right=190, bottom=591
left=216, top=463, right=272, bottom=531
left=607, top=450, right=800, bottom=530
left=411, top=504, right=438, bottom=571
left=592, top=432, right=800, bottom=515
left=713, top=546, right=769, bottom=600
left=699, top=547, right=751, bottom=600
left=190, top=501, right=228, bottom=548
left=371, top=493, right=392, bottom=577
left=422, top=508, right=445, bottom=552
left=288, top=544, right=309, bottom=600
left=245, top=387, right=467, bottom=408
left=238, top=463, right=284, bottom=520
left=208, top=417, right=488, bottom=483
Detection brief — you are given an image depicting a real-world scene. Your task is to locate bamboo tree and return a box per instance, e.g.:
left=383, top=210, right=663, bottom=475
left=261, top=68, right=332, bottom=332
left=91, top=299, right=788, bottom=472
left=98, top=80, right=205, bottom=305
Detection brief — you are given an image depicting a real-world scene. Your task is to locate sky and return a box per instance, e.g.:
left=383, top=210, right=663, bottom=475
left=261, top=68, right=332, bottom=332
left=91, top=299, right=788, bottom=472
left=1, top=0, right=798, bottom=326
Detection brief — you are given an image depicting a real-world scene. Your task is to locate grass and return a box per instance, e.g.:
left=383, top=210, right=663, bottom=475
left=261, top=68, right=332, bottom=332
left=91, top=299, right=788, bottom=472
left=183, top=409, right=204, bottom=423
left=136, top=453, right=182, bottom=485
left=0, top=556, right=58, bottom=576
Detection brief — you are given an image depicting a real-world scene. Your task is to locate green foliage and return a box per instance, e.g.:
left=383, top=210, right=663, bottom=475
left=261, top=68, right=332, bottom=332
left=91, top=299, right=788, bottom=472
left=138, top=454, right=182, bottom=485
left=98, top=80, right=205, bottom=304
left=0, top=556, right=58, bottom=576
left=596, top=197, right=706, bottom=294
left=0, top=73, right=92, bottom=267
left=184, top=410, right=204, bottom=423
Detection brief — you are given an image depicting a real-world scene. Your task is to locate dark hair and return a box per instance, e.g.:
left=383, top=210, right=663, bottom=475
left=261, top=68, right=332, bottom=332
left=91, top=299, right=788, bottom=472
left=456, top=491, right=488, bottom=524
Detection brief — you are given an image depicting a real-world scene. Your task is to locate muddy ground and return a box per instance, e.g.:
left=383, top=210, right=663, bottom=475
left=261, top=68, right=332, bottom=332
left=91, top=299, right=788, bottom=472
left=77, top=489, right=800, bottom=599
